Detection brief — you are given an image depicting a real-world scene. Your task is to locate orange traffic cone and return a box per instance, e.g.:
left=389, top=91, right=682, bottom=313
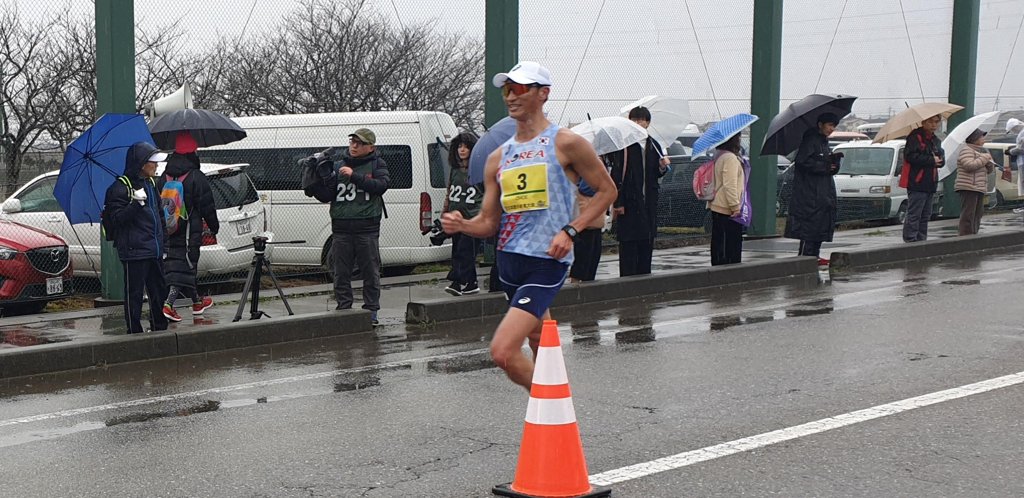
left=493, top=320, right=610, bottom=498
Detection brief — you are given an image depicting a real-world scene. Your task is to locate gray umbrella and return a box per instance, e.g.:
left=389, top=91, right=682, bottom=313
left=759, top=94, right=857, bottom=156
left=148, top=109, right=247, bottom=149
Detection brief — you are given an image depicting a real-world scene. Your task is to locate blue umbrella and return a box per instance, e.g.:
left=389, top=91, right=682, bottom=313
left=55, top=114, right=155, bottom=224
left=469, top=116, right=517, bottom=184
left=691, top=113, right=759, bottom=158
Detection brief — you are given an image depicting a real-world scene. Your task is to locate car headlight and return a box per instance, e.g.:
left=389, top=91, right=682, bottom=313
left=868, top=186, right=891, bottom=194
left=0, top=244, right=16, bottom=260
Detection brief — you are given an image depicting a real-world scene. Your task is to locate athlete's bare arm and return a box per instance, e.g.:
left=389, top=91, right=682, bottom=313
left=547, top=129, right=617, bottom=260
left=440, top=147, right=502, bottom=238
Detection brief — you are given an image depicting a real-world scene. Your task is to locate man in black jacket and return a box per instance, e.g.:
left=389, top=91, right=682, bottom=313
left=608, top=106, right=670, bottom=276
left=903, top=115, right=945, bottom=242
left=784, top=113, right=842, bottom=262
left=331, top=128, right=390, bottom=325
left=102, top=142, right=170, bottom=334
left=158, top=132, right=220, bottom=322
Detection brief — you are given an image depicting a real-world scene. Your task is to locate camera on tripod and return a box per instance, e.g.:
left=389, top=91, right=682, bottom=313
left=422, top=219, right=449, bottom=246
left=252, top=235, right=269, bottom=253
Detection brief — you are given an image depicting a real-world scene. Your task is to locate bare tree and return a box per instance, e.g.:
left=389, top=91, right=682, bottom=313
left=213, top=0, right=484, bottom=129
left=0, top=6, right=208, bottom=195
left=0, top=7, right=66, bottom=195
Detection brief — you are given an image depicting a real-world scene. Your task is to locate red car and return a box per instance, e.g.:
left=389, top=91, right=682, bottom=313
left=0, top=219, right=74, bottom=314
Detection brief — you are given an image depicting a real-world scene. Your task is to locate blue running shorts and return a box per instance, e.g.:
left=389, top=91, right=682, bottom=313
left=496, top=251, right=569, bottom=318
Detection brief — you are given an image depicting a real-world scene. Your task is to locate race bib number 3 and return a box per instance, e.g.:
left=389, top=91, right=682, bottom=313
left=500, top=163, right=549, bottom=213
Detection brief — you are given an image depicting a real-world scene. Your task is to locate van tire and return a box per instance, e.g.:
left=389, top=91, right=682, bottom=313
left=702, top=209, right=713, bottom=234
left=895, top=202, right=908, bottom=225
left=382, top=265, right=416, bottom=277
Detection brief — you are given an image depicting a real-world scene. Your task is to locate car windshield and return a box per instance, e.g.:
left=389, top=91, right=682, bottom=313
left=208, top=170, right=259, bottom=209
left=837, top=147, right=894, bottom=176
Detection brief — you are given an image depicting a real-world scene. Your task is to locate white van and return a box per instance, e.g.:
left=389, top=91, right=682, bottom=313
left=832, top=139, right=994, bottom=224
left=832, top=139, right=930, bottom=224
left=198, top=111, right=457, bottom=275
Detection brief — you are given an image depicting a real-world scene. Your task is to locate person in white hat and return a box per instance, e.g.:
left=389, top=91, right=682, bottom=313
left=441, top=61, right=617, bottom=390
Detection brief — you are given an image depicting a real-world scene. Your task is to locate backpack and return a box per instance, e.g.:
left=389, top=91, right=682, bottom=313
left=160, top=172, right=190, bottom=235
left=301, top=152, right=338, bottom=203
left=692, top=159, right=716, bottom=201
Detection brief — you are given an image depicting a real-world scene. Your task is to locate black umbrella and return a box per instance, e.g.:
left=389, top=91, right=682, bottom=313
left=759, top=94, right=857, bottom=156
left=148, top=108, right=247, bottom=149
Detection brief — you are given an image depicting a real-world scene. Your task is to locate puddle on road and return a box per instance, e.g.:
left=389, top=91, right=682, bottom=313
left=427, top=352, right=493, bottom=374
left=0, top=327, right=74, bottom=348
left=105, top=400, right=221, bottom=427
left=940, top=279, right=981, bottom=286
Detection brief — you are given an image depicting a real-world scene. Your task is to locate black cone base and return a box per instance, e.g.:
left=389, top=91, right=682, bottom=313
left=492, top=482, right=611, bottom=497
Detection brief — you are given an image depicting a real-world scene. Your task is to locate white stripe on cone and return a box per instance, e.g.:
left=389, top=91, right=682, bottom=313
left=525, top=397, right=578, bottom=425
left=533, top=346, right=569, bottom=385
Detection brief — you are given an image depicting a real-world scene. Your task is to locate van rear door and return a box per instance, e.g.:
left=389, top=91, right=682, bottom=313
left=206, top=167, right=264, bottom=252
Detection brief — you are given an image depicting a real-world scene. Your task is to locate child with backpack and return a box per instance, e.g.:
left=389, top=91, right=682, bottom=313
left=158, top=132, right=220, bottom=322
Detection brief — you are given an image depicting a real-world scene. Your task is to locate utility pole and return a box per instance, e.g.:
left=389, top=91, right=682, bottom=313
left=484, top=0, right=518, bottom=128
left=95, top=0, right=136, bottom=303
left=747, top=0, right=784, bottom=237
left=943, top=0, right=980, bottom=219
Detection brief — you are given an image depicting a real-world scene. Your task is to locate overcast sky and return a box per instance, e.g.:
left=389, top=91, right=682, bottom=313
left=16, top=0, right=1024, bottom=125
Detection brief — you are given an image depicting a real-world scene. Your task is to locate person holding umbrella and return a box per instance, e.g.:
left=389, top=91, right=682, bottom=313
left=903, top=115, right=946, bottom=242
left=607, top=106, right=671, bottom=276
left=784, top=113, right=843, bottom=262
left=693, top=113, right=759, bottom=266
left=102, top=142, right=170, bottom=334
left=954, top=129, right=993, bottom=236
left=158, top=132, right=219, bottom=322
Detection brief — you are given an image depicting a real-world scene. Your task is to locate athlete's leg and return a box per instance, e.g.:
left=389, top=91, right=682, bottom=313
left=490, top=307, right=543, bottom=389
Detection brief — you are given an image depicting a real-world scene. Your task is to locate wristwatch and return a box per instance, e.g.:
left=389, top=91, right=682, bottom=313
left=561, top=224, right=578, bottom=240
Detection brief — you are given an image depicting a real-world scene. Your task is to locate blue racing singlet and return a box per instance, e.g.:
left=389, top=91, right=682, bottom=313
left=496, top=123, right=575, bottom=264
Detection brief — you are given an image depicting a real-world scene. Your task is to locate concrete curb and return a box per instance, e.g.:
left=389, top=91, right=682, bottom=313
left=829, top=230, right=1024, bottom=269
left=0, top=309, right=371, bottom=379
left=405, top=257, right=820, bottom=324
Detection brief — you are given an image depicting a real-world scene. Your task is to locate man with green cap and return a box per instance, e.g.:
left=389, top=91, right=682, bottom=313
left=331, top=128, right=390, bottom=325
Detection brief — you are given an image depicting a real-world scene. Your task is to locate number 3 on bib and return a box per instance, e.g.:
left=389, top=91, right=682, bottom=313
left=500, top=163, right=549, bottom=213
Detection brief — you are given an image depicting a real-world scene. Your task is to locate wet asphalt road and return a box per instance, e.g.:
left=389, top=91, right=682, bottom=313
left=1, top=251, right=1023, bottom=497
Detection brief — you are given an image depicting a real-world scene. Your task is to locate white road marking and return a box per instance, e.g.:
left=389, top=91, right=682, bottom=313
left=589, top=370, right=1024, bottom=486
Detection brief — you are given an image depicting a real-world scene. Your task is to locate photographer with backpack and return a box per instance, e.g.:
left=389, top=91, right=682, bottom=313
left=158, top=132, right=219, bottom=322
left=102, top=142, right=171, bottom=334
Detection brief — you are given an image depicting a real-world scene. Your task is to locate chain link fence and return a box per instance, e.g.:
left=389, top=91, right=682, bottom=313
left=1, top=0, right=1021, bottom=315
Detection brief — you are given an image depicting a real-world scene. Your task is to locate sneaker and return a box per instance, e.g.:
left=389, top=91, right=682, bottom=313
left=162, top=304, right=182, bottom=322
left=817, top=258, right=830, bottom=266
left=461, top=281, right=480, bottom=295
left=192, top=296, right=214, bottom=315
left=444, top=283, right=463, bottom=296
left=370, top=311, right=379, bottom=326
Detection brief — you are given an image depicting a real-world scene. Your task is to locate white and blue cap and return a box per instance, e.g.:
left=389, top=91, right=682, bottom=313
left=492, top=61, right=553, bottom=88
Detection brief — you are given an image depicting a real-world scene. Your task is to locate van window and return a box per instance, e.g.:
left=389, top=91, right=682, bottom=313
left=427, top=142, right=449, bottom=188
left=838, top=147, right=895, bottom=176
left=199, top=145, right=413, bottom=190
left=208, top=170, right=259, bottom=209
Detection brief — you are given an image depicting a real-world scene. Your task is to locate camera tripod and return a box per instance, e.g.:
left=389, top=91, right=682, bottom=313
left=233, top=236, right=298, bottom=322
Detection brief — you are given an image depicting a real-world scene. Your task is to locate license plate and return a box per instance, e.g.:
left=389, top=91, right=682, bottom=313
left=46, top=277, right=63, bottom=295
left=235, top=219, right=252, bottom=236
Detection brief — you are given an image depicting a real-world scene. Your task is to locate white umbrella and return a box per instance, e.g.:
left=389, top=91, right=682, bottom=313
left=938, top=110, right=1001, bottom=180
left=619, top=95, right=691, bottom=153
left=872, top=102, right=963, bottom=143
left=570, top=116, right=648, bottom=156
